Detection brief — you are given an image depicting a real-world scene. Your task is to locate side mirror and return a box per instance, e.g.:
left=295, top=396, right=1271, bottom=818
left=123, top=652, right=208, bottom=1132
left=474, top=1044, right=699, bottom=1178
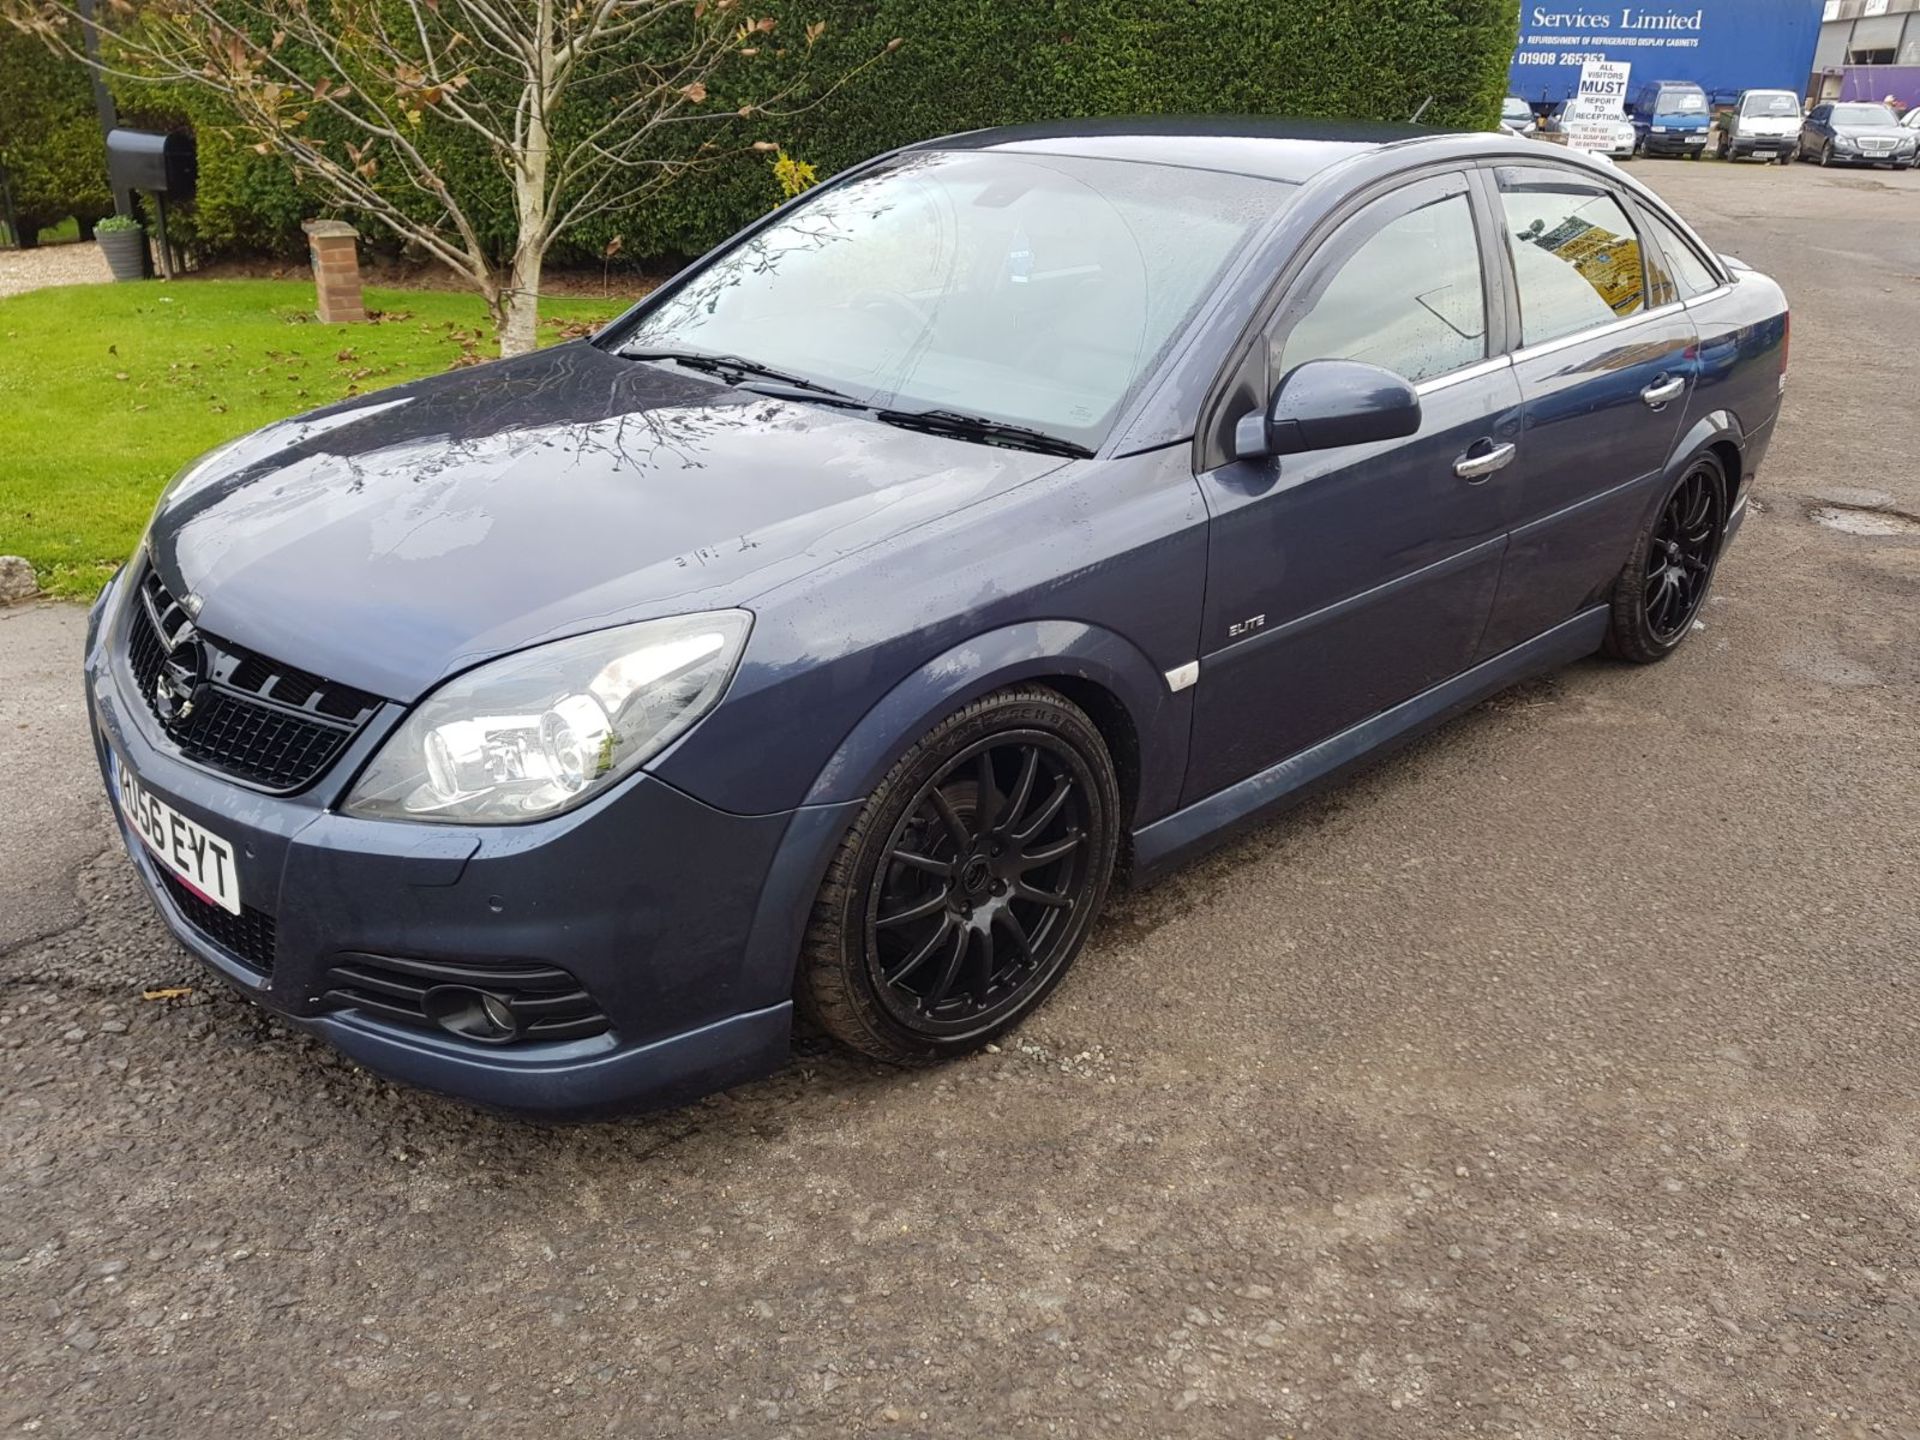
left=1231, top=359, right=1423, bottom=461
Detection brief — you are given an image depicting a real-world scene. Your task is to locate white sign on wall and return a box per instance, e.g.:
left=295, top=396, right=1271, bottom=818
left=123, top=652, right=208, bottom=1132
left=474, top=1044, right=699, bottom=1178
left=1564, top=59, right=1632, bottom=152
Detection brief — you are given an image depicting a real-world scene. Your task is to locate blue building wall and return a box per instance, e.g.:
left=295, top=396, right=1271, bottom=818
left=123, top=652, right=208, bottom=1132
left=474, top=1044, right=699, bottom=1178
left=1510, top=2, right=1825, bottom=106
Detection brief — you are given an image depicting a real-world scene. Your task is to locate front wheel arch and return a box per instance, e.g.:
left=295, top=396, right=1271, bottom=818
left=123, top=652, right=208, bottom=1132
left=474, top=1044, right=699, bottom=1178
left=797, top=620, right=1178, bottom=830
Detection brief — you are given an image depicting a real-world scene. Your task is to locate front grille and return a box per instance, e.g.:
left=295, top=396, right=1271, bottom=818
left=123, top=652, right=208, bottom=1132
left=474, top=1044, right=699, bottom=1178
left=125, top=568, right=381, bottom=792
left=322, top=954, right=611, bottom=1045
left=155, top=868, right=277, bottom=974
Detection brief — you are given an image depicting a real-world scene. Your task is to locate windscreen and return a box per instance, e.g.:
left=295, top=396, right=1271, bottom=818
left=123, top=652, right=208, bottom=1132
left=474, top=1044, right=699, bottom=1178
left=1741, top=93, right=1799, bottom=116
left=622, top=150, right=1290, bottom=448
left=1655, top=89, right=1707, bottom=116
left=1832, top=103, right=1897, bottom=126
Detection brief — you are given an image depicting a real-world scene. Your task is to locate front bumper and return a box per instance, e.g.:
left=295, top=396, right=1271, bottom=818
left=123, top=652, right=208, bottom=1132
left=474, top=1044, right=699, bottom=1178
left=1642, top=131, right=1707, bottom=154
left=1831, top=146, right=1912, bottom=165
left=1729, top=135, right=1793, bottom=155
left=83, top=573, right=858, bottom=1116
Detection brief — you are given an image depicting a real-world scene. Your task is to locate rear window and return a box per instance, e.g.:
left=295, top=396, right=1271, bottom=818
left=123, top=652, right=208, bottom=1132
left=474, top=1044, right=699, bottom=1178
left=1655, top=88, right=1706, bottom=115
left=1741, top=93, right=1799, bottom=117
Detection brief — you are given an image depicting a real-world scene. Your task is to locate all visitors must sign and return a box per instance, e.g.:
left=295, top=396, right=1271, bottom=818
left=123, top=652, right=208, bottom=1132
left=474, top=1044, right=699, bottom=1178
left=1564, top=60, right=1632, bottom=152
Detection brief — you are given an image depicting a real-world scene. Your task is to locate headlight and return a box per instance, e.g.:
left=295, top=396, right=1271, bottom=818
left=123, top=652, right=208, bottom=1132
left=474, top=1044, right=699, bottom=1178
left=344, top=611, right=752, bottom=824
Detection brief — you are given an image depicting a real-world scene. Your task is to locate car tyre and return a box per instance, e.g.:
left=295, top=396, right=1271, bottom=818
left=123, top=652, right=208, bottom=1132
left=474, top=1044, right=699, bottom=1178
left=798, top=686, right=1121, bottom=1065
left=1820, top=141, right=1835, bottom=167
left=1601, top=453, right=1729, bottom=665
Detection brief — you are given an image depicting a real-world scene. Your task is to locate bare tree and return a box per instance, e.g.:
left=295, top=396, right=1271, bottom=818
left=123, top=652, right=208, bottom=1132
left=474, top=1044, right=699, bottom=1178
left=4, top=0, right=895, bottom=353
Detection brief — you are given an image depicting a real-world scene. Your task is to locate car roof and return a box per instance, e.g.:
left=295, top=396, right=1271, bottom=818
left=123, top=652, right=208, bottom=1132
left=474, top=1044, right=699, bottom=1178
left=907, top=116, right=1439, bottom=184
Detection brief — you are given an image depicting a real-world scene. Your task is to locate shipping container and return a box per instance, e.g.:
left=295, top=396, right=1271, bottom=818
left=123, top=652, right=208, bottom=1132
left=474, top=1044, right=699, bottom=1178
left=1508, top=1, right=1824, bottom=109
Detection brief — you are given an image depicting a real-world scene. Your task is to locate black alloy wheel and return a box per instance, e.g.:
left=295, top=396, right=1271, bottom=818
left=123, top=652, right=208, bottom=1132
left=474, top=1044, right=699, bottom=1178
left=800, top=688, right=1119, bottom=1064
left=1602, top=453, right=1728, bottom=664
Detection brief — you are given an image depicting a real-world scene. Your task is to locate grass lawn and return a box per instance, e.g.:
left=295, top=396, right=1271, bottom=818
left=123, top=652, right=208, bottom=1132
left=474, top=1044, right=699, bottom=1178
left=0, top=280, right=627, bottom=598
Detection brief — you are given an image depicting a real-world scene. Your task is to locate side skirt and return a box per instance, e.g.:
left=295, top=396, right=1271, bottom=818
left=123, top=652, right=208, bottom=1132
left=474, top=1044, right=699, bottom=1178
left=1128, top=606, right=1610, bottom=883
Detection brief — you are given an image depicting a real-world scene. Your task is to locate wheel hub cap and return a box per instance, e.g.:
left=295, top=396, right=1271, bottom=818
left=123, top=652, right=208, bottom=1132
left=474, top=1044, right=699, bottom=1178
left=959, top=854, right=992, bottom=899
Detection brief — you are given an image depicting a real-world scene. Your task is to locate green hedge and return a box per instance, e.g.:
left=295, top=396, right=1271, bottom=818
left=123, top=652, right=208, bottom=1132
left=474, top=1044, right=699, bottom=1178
left=0, top=23, right=112, bottom=244
left=100, top=0, right=1511, bottom=266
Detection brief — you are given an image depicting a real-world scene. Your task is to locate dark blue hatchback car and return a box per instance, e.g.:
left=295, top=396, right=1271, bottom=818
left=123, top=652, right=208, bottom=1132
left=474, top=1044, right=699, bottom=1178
left=85, top=119, right=1789, bottom=1115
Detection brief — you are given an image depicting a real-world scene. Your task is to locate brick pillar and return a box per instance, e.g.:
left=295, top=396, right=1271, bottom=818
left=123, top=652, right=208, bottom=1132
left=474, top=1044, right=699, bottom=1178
left=302, top=219, right=366, bottom=324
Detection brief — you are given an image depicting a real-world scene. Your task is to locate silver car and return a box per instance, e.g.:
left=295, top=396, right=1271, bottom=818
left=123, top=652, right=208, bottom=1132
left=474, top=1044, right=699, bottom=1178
left=1500, top=96, right=1537, bottom=136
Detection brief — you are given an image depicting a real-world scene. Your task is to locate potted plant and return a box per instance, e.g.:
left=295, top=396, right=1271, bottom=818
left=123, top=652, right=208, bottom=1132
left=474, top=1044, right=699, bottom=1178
left=95, top=214, right=148, bottom=281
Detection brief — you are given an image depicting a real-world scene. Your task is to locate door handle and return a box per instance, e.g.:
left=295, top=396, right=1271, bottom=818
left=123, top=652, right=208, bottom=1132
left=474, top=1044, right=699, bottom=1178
left=1641, top=374, right=1687, bottom=407
left=1453, top=441, right=1516, bottom=481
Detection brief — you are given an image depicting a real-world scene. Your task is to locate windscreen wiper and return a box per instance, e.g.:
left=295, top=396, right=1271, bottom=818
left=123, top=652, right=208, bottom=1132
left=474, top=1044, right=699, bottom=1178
left=621, top=347, right=860, bottom=403
left=871, top=407, right=1094, bottom=458
left=624, top=348, right=1092, bottom=456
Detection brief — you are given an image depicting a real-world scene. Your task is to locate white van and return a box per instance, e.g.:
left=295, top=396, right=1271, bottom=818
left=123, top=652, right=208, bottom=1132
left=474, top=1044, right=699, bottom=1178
left=1719, top=89, right=1803, bottom=163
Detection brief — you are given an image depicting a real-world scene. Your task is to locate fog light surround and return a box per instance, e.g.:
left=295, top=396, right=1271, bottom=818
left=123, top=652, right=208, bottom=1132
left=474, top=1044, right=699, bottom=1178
left=422, top=984, right=523, bottom=1044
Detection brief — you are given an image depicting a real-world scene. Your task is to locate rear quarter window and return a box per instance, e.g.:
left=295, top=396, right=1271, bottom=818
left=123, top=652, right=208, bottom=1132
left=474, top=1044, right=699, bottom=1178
left=1641, top=209, right=1722, bottom=300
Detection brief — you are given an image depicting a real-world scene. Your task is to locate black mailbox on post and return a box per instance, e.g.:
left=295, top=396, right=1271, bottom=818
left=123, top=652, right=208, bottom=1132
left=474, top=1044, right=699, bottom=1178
left=103, top=129, right=196, bottom=279
left=105, top=129, right=196, bottom=202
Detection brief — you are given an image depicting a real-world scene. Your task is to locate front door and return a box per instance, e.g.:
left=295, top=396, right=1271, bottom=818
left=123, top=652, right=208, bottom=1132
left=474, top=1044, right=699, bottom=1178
left=1475, top=163, right=1698, bottom=657
left=1185, top=172, right=1521, bottom=803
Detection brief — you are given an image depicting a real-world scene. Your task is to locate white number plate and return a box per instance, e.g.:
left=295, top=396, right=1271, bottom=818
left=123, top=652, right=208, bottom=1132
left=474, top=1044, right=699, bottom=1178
left=112, top=753, right=243, bottom=915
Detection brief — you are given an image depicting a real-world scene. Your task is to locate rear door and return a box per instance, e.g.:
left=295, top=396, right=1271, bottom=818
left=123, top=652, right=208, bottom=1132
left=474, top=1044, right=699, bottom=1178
left=1185, top=171, right=1522, bottom=802
left=1475, top=162, right=1698, bottom=657
left=1637, top=201, right=1776, bottom=453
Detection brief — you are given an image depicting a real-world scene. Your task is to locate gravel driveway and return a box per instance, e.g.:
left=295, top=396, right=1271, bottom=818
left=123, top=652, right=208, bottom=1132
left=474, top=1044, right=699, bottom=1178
left=3, top=160, right=1918, bottom=1439
left=0, top=242, right=108, bottom=299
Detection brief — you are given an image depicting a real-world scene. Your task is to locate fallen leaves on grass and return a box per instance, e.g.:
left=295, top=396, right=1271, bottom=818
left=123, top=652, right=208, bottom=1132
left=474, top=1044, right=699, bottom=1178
left=542, top=317, right=604, bottom=341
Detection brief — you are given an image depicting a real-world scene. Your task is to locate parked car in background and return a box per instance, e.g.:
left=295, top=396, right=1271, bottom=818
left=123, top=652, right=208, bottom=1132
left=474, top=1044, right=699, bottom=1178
left=1548, top=105, right=1638, bottom=159
left=1629, top=80, right=1712, bottom=158
left=85, top=119, right=1790, bottom=1116
left=1798, top=102, right=1918, bottom=168
left=1500, top=96, right=1538, bottom=135
left=1718, top=89, right=1802, bottom=163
